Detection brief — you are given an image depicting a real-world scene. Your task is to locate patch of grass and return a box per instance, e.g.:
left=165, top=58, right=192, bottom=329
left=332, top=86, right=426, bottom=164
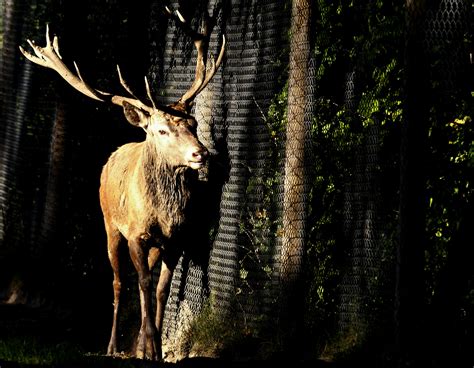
left=319, top=326, right=367, bottom=362
left=185, top=303, right=240, bottom=358
left=0, top=336, right=164, bottom=368
left=184, top=298, right=272, bottom=361
left=0, top=336, right=84, bottom=365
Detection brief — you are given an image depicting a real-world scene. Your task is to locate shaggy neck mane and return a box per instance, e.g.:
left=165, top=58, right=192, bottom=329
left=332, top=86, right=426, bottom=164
left=142, top=142, right=194, bottom=226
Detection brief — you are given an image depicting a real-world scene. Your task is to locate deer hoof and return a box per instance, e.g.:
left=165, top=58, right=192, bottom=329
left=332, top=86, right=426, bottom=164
left=135, top=335, right=160, bottom=360
left=136, top=348, right=159, bottom=361
left=106, top=343, right=117, bottom=356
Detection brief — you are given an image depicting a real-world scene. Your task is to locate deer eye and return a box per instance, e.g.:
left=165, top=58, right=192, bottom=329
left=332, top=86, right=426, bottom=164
left=158, top=129, right=168, bottom=136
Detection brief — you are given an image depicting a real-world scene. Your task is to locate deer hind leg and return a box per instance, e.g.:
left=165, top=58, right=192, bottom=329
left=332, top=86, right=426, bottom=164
left=155, top=259, right=173, bottom=337
left=129, top=238, right=159, bottom=360
left=148, top=247, right=161, bottom=271
left=106, top=225, right=123, bottom=356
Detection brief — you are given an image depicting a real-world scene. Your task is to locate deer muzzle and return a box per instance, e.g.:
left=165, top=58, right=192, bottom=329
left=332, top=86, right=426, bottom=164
left=187, top=146, right=208, bottom=169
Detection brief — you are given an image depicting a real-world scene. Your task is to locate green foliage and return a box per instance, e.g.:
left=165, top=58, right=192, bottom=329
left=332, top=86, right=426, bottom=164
left=238, top=204, right=275, bottom=294
left=267, top=84, right=288, bottom=141
left=425, top=102, right=474, bottom=300
left=237, top=85, right=288, bottom=296
left=305, top=100, right=361, bottom=348
left=357, top=58, right=403, bottom=126
left=304, top=0, right=405, bottom=355
left=306, top=2, right=473, bottom=361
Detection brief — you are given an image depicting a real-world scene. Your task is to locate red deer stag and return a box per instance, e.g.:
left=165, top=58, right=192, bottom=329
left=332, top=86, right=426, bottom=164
left=20, top=11, right=225, bottom=360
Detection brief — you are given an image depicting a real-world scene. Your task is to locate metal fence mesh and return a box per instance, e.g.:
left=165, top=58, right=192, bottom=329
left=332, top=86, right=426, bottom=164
left=158, top=0, right=290, bottom=356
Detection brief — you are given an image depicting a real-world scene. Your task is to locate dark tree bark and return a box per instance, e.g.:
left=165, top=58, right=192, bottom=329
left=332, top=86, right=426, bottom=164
left=0, top=0, right=26, bottom=243
left=395, top=0, right=429, bottom=362
left=38, top=101, right=67, bottom=250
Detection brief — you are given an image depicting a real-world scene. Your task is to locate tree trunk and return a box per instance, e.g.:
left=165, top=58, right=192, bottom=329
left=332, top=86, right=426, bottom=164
left=280, top=0, right=311, bottom=348
left=395, top=0, right=429, bottom=363
left=0, top=0, right=26, bottom=243
left=38, top=101, right=67, bottom=251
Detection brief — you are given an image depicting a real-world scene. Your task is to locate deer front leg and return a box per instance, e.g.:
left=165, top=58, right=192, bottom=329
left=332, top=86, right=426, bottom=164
left=105, top=225, right=122, bottom=356
left=129, top=239, right=159, bottom=360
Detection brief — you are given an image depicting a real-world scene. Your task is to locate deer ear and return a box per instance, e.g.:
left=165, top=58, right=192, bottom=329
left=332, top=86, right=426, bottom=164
left=123, top=101, right=148, bottom=128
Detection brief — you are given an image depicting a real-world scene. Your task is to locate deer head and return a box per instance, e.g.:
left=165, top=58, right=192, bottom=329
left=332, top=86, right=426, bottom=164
left=121, top=100, right=207, bottom=169
left=19, top=11, right=225, bottom=169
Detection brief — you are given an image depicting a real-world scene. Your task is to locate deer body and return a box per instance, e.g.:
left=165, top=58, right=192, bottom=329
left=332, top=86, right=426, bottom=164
left=100, top=115, right=203, bottom=242
left=20, top=11, right=225, bottom=361
left=100, top=106, right=208, bottom=359
left=100, top=142, right=192, bottom=241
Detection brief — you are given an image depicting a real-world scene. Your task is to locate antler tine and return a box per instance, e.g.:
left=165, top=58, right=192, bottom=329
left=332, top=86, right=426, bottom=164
left=73, top=61, right=85, bottom=82
left=194, top=34, right=226, bottom=96
left=45, top=23, right=52, bottom=47
left=117, top=65, right=140, bottom=99
left=165, top=8, right=206, bottom=41
left=175, top=10, right=187, bottom=24
left=144, top=76, right=157, bottom=110
left=52, top=37, right=62, bottom=59
left=166, top=7, right=225, bottom=110
left=116, top=66, right=157, bottom=113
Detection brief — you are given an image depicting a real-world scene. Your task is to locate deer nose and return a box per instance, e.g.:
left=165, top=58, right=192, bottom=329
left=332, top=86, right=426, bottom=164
left=187, top=147, right=208, bottom=169
left=192, top=148, right=208, bottom=162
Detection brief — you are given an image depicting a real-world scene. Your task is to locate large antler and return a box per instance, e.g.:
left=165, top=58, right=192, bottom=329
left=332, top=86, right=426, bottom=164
left=19, top=24, right=155, bottom=114
left=20, top=15, right=225, bottom=116
left=166, top=7, right=226, bottom=111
